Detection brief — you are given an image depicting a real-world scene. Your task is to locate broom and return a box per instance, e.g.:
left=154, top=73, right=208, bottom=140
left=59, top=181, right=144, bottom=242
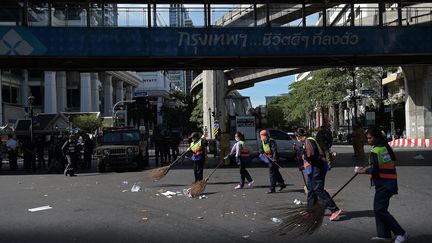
left=277, top=172, right=359, bottom=237
left=148, top=147, right=191, bottom=182
left=189, top=159, right=225, bottom=197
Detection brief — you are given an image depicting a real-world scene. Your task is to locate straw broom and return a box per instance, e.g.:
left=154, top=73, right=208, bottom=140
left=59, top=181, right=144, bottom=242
left=189, top=160, right=224, bottom=197
left=277, top=173, right=359, bottom=236
left=148, top=148, right=190, bottom=182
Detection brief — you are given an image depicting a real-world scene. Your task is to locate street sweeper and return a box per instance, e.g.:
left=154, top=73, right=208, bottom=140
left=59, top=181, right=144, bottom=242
left=190, top=132, right=208, bottom=183
left=354, top=127, right=407, bottom=243
left=226, top=132, right=254, bottom=189
left=294, top=128, right=342, bottom=221
left=259, top=129, right=286, bottom=194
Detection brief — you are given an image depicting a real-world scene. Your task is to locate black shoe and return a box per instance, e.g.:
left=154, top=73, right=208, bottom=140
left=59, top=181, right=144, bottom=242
left=266, top=190, right=276, bottom=194
left=279, top=184, right=287, bottom=191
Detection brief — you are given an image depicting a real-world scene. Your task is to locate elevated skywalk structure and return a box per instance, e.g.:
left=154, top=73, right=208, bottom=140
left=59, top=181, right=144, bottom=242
left=1, top=0, right=432, bottom=71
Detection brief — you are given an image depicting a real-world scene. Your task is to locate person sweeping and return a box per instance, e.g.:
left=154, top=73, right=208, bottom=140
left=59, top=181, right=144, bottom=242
left=189, top=132, right=208, bottom=183
left=294, top=128, right=342, bottom=221
left=354, top=127, right=407, bottom=243
left=259, top=130, right=286, bottom=194
left=226, top=132, right=254, bottom=189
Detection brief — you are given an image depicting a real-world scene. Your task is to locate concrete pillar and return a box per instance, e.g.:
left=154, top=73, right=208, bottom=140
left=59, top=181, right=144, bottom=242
left=22, top=70, right=29, bottom=108
left=80, top=72, right=92, bottom=112
left=115, top=81, right=124, bottom=103
left=402, top=66, right=432, bottom=139
left=125, top=85, right=133, bottom=100
left=103, top=74, right=113, bottom=116
left=0, top=70, right=3, bottom=125
left=91, top=73, right=100, bottom=112
left=56, top=71, right=67, bottom=112
left=44, top=71, right=57, bottom=113
left=202, top=70, right=227, bottom=139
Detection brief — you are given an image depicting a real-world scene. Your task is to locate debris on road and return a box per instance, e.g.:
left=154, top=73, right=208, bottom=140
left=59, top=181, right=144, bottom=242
left=122, top=181, right=129, bottom=185
left=28, top=206, right=52, bottom=212
left=183, top=188, right=192, bottom=198
left=197, top=216, right=204, bottom=219
left=131, top=183, right=141, bottom=192
left=161, top=191, right=177, bottom=197
left=293, top=199, right=307, bottom=205
left=242, top=235, right=250, bottom=239
left=198, top=195, right=207, bottom=199
left=122, top=190, right=129, bottom=192
left=271, top=217, right=282, bottom=224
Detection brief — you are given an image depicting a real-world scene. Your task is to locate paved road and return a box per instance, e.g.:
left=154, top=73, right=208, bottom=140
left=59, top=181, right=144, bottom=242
left=0, top=145, right=431, bottom=243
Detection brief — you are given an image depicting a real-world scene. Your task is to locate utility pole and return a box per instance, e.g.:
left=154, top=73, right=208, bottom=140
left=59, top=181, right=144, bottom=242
left=352, top=68, right=357, bottom=125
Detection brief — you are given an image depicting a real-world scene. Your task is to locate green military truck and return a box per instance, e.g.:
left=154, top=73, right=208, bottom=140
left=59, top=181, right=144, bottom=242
left=95, top=127, right=149, bottom=172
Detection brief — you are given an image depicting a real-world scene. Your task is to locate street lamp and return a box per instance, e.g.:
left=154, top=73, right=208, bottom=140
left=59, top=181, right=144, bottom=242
left=112, top=100, right=136, bottom=127
left=28, top=95, right=35, bottom=143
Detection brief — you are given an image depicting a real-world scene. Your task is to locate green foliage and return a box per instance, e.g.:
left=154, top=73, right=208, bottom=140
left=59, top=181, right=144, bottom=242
left=72, top=115, right=103, bottom=133
left=190, top=90, right=203, bottom=129
left=270, top=67, right=397, bottom=126
left=161, top=91, right=197, bottom=134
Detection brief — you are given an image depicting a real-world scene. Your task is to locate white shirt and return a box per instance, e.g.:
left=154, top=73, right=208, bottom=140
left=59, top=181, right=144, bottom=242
left=6, top=138, right=17, bottom=151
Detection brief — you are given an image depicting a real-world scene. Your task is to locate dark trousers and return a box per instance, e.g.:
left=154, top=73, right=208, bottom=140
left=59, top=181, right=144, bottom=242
left=84, top=152, right=92, bottom=169
left=193, top=159, right=205, bottom=182
left=269, top=162, right=284, bottom=191
left=307, top=167, right=339, bottom=213
left=374, top=186, right=405, bottom=238
left=64, top=154, right=77, bottom=175
left=37, top=152, right=45, bottom=168
left=8, top=151, right=17, bottom=170
left=23, top=153, right=34, bottom=172
left=239, top=159, right=253, bottom=187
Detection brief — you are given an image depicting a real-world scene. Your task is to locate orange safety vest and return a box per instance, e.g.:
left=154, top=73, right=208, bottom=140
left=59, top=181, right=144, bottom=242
left=369, top=146, right=397, bottom=180
left=239, top=141, right=250, bottom=157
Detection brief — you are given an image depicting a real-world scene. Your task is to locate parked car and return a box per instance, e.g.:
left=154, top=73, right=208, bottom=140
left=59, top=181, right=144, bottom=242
left=95, top=127, right=149, bottom=172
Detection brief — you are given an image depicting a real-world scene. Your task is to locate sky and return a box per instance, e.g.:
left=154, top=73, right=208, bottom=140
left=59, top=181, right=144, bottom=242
left=117, top=4, right=301, bottom=107
left=239, top=76, right=295, bottom=107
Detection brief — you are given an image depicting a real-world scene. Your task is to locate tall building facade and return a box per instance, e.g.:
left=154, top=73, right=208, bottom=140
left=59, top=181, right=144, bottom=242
left=168, top=4, right=196, bottom=93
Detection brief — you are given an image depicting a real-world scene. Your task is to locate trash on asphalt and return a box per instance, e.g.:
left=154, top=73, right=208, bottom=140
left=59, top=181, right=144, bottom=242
left=183, top=188, right=192, bottom=198
left=131, top=183, right=141, bottom=192
left=28, top=206, right=52, bottom=212
left=198, top=195, right=207, bottom=199
left=44, top=194, right=48, bottom=197
left=413, top=154, right=424, bottom=160
left=271, top=217, right=282, bottom=224
left=122, top=190, right=128, bottom=192
left=242, top=235, right=250, bottom=239
left=122, top=181, right=129, bottom=185
left=142, top=217, right=149, bottom=221
left=161, top=191, right=177, bottom=197
left=293, top=199, right=307, bottom=205
left=197, top=216, right=204, bottom=219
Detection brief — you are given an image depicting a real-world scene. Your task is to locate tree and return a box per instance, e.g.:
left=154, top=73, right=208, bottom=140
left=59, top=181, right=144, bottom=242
left=190, top=90, right=203, bottom=129
left=72, top=115, right=103, bottom=133
left=161, top=90, right=197, bottom=134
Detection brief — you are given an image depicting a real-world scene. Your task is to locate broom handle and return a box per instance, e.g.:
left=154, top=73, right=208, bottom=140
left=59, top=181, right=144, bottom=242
left=168, top=147, right=191, bottom=168
left=330, top=173, right=359, bottom=200
left=294, top=156, right=309, bottom=189
left=206, top=160, right=224, bottom=179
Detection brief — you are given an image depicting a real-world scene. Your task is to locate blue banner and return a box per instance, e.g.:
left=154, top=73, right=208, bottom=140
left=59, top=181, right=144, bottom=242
left=1, top=26, right=432, bottom=57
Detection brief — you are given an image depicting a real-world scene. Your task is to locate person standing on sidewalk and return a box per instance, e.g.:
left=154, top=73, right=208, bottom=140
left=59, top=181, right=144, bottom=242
left=259, top=130, right=286, bottom=194
left=6, top=134, right=18, bottom=171
left=227, top=132, right=254, bottom=189
left=355, top=127, right=407, bottom=243
left=295, top=128, right=342, bottom=221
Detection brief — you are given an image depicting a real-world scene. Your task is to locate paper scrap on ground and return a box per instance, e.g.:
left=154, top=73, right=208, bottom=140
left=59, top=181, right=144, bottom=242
left=29, top=206, right=52, bottom=212
left=161, top=191, right=177, bottom=197
left=183, top=188, right=192, bottom=198
left=271, top=217, right=282, bottom=224
left=131, top=184, right=141, bottom=192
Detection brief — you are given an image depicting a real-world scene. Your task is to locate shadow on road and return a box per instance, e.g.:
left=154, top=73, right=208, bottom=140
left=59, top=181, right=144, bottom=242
left=337, top=210, right=375, bottom=221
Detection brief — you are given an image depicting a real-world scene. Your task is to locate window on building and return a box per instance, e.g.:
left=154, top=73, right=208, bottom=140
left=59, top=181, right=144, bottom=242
left=67, top=88, right=80, bottom=109
left=2, top=85, right=20, bottom=104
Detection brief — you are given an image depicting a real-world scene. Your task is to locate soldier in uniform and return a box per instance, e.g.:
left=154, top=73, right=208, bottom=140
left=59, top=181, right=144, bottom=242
left=62, top=134, right=78, bottom=176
